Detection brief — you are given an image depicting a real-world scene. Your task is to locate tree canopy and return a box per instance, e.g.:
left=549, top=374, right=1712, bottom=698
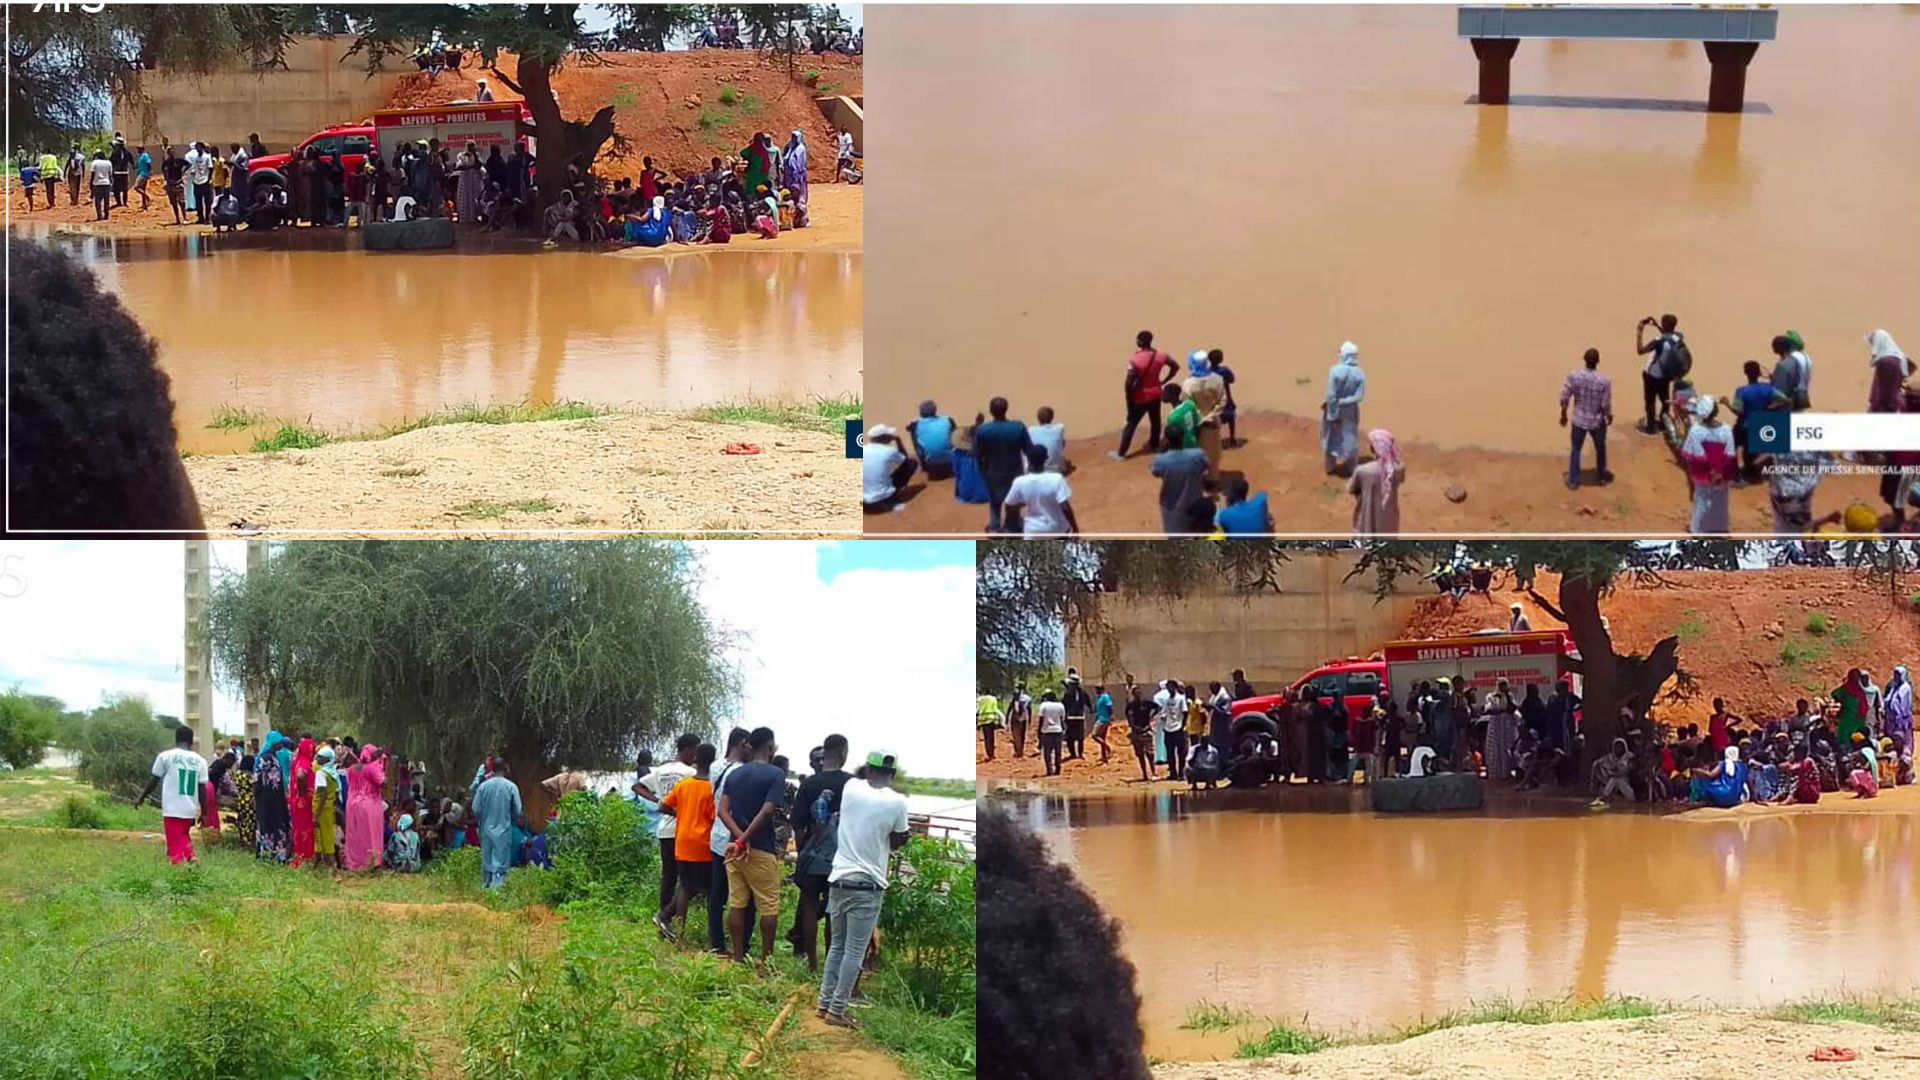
left=0, top=690, right=59, bottom=770
left=202, top=540, right=737, bottom=803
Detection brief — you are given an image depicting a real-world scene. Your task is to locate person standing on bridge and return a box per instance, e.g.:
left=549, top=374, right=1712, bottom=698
left=1320, top=341, right=1366, bottom=475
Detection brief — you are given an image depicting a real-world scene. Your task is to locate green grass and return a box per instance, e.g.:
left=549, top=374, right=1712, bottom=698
left=697, top=106, right=726, bottom=131
left=1183, top=1000, right=1256, bottom=1032
left=1831, top=621, right=1861, bottom=648
left=374, top=400, right=607, bottom=438
left=1806, top=611, right=1831, bottom=635
left=718, top=85, right=740, bottom=105
left=1779, top=635, right=1827, bottom=668
left=251, top=422, right=333, bottom=453
left=1673, top=609, right=1707, bottom=641
left=1390, top=996, right=1666, bottom=1040
left=1235, top=1021, right=1332, bottom=1058
left=451, top=498, right=555, bottom=520
left=818, top=81, right=839, bottom=95
left=1768, top=997, right=1920, bottom=1032
left=686, top=393, right=861, bottom=435
left=207, top=404, right=269, bottom=431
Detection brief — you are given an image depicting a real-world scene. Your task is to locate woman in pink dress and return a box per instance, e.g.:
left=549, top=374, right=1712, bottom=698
left=343, top=743, right=388, bottom=871
left=287, top=737, right=316, bottom=867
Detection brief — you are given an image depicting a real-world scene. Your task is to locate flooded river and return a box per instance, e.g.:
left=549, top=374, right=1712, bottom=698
left=1010, top=790, right=1920, bottom=1058
left=868, top=5, right=1920, bottom=454
left=43, top=231, right=861, bottom=453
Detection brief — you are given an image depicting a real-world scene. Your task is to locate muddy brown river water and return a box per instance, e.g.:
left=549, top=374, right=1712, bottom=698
left=1010, top=790, right=1920, bottom=1059
left=44, top=231, right=862, bottom=453
left=868, top=5, right=1920, bottom=454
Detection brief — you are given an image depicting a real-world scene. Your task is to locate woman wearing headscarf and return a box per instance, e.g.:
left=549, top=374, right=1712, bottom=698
left=632, top=195, right=670, bottom=247
left=233, top=751, right=256, bottom=848
left=1182, top=351, right=1228, bottom=481
left=1884, top=666, right=1913, bottom=781
left=1347, top=428, right=1404, bottom=535
left=304, top=146, right=328, bottom=226
left=287, top=737, right=316, bottom=867
left=1678, top=395, right=1737, bottom=534
left=343, top=743, right=388, bottom=871
left=386, top=813, right=422, bottom=872
left=253, top=732, right=292, bottom=863
left=314, top=746, right=340, bottom=868
left=781, top=129, right=809, bottom=228
left=1832, top=669, right=1871, bottom=744
left=751, top=185, right=779, bottom=238
left=1320, top=342, right=1366, bottom=474
left=700, top=193, right=733, bottom=244
left=1689, top=746, right=1748, bottom=808
left=454, top=140, right=485, bottom=224
left=1483, top=679, right=1520, bottom=783
left=741, top=133, right=774, bottom=204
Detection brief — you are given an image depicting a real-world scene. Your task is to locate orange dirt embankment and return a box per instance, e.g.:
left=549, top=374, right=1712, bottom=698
left=978, top=567, right=1920, bottom=792
left=387, top=50, right=861, bottom=183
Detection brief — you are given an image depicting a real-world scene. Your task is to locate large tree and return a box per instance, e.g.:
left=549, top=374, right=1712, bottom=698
left=7, top=4, right=303, bottom=149
left=203, top=540, right=737, bottom=820
left=335, top=4, right=823, bottom=217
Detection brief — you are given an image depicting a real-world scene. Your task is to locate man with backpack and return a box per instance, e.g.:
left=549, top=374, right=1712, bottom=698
left=790, top=734, right=853, bottom=971
left=817, top=750, right=911, bottom=1030
left=1635, top=313, right=1690, bottom=435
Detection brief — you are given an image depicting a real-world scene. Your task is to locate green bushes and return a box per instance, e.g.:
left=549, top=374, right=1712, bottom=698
left=459, top=912, right=786, bottom=1080
left=73, top=695, right=172, bottom=799
left=542, top=790, right=659, bottom=911
left=54, top=791, right=107, bottom=829
left=879, top=837, right=977, bottom=1014
left=0, top=690, right=58, bottom=769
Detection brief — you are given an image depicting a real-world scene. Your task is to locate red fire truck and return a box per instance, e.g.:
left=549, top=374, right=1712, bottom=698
left=1230, top=630, right=1581, bottom=725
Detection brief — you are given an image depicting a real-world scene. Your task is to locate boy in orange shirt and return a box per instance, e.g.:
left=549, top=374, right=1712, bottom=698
left=655, top=742, right=718, bottom=940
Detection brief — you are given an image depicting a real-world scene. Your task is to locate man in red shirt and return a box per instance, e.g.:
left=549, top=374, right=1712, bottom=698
left=1707, top=698, right=1740, bottom=754
left=1113, top=329, right=1178, bottom=460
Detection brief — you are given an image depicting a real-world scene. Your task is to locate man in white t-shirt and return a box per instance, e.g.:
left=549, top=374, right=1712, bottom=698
left=1003, top=444, right=1078, bottom=537
left=635, top=733, right=699, bottom=927
left=1036, top=691, right=1068, bottom=776
left=862, top=425, right=918, bottom=511
left=135, top=726, right=208, bottom=864
left=817, top=749, right=910, bottom=1028
left=834, top=128, right=856, bottom=181
left=1154, top=679, right=1190, bottom=780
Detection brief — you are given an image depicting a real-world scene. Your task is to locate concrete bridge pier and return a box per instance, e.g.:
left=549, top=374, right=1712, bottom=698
left=1469, top=37, right=1520, bottom=105
left=1704, top=40, right=1761, bottom=113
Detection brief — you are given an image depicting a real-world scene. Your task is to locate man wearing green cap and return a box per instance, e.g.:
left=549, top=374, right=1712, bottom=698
left=817, top=749, right=911, bottom=1029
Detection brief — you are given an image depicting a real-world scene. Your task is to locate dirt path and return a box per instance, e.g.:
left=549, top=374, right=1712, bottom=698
left=786, top=1009, right=915, bottom=1080
left=182, top=411, right=857, bottom=534
left=1153, top=1013, right=1920, bottom=1080
left=864, top=410, right=1892, bottom=536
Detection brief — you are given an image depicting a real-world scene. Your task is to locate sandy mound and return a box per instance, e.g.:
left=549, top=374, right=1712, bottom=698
left=1154, top=1013, right=1920, bottom=1080
left=1403, top=569, right=1920, bottom=727
left=182, top=412, right=858, bottom=535
left=387, top=50, right=860, bottom=182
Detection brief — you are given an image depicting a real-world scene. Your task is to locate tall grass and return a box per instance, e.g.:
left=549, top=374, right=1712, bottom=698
left=687, top=393, right=862, bottom=434
left=1183, top=1000, right=1255, bottom=1032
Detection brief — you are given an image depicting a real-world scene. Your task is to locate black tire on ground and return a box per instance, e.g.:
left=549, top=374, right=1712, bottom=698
left=364, top=217, right=455, bottom=251
left=1230, top=715, right=1279, bottom=745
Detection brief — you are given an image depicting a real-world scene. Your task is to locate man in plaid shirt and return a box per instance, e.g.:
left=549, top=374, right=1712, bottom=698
left=1559, top=348, right=1614, bottom=489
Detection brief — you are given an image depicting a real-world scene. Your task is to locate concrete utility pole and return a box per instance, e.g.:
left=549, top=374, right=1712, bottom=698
left=243, top=538, right=269, bottom=741
left=183, top=541, right=215, bottom=755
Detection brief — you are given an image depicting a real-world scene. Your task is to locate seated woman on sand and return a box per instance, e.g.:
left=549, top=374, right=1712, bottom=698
left=628, top=195, right=670, bottom=247
left=1688, top=746, right=1747, bottom=808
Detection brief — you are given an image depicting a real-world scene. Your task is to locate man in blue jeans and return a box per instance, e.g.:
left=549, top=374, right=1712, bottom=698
left=1559, top=347, right=1614, bottom=490
left=818, top=750, right=911, bottom=1028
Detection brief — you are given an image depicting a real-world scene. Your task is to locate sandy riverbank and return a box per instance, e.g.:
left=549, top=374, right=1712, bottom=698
left=6, top=175, right=861, bottom=252
left=1153, top=1012, right=1920, bottom=1080
left=182, top=411, right=857, bottom=535
left=866, top=410, right=1894, bottom=536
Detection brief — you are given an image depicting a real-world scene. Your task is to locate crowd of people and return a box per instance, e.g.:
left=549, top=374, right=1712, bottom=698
left=14, top=72, right=861, bottom=247
left=867, top=318, right=1919, bottom=536
left=977, top=660, right=1917, bottom=809
left=140, top=723, right=914, bottom=1028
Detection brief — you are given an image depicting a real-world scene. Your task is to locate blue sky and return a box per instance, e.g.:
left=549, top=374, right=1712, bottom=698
left=816, top=540, right=971, bottom=583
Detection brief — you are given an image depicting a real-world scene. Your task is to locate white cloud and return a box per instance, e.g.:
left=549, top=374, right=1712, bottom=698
left=691, top=542, right=976, bottom=779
